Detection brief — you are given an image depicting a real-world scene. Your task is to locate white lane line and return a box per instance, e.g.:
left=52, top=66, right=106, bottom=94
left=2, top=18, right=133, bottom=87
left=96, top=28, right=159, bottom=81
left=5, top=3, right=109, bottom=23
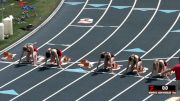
left=0, top=0, right=65, bottom=54
left=9, top=0, right=115, bottom=100
left=142, top=53, right=180, bottom=100
left=45, top=0, right=162, bottom=99
left=40, top=66, right=175, bottom=82
left=0, top=0, right=64, bottom=71
left=0, top=0, right=89, bottom=73
left=53, top=0, right=113, bottom=53
left=0, top=0, right=116, bottom=90
left=75, top=0, right=162, bottom=100
left=42, top=0, right=138, bottom=100
left=0, top=56, right=178, bottom=65
left=110, top=49, right=180, bottom=101
left=109, top=50, right=180, bottom=101
left=0, top=57, right=179, bottom=64
left=109, top=13, right=180, bottom=100
left=46, top=56, right=179, bottom=64
left=0, top=0, right=89, bottom=89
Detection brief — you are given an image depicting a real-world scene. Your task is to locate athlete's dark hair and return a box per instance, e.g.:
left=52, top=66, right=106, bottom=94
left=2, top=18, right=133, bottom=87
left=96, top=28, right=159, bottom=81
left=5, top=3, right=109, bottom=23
left=46, top=51, right=51, bottom=58
left=23, top=46, right=27, bottom=51
left=100, top=53, right=105, bottom=58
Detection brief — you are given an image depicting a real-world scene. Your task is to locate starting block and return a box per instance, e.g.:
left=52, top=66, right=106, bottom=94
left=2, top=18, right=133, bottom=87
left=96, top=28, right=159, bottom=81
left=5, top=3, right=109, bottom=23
left=61, top=56, right=71, bottom=65
left=78, top=18, right=93, bottom=24
left=78, top=59, right=94, bottom=69
left=1, top=51, right=16, bottom=61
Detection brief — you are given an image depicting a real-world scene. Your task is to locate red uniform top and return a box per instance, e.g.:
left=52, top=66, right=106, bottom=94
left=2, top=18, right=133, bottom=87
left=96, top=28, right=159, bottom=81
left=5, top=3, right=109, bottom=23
left=56, top=49, right=62, bottom=57
left=171, top=64, right=180, bottom=80
left=34, top=47, right=38, bottom=52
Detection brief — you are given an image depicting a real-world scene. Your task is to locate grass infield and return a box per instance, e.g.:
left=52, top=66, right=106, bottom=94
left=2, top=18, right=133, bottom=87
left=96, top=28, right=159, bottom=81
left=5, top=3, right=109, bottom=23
left=0, top=0, right=61, bottom=50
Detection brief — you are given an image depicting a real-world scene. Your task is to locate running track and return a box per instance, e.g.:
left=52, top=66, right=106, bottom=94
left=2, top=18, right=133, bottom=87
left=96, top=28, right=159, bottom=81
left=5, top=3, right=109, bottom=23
left=0, top=0, right=180, bottom=101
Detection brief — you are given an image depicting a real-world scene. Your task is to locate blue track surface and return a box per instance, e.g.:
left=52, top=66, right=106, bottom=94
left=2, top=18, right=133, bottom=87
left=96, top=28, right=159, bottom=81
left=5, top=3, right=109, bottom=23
left=0, top=0, right=180, bottom=101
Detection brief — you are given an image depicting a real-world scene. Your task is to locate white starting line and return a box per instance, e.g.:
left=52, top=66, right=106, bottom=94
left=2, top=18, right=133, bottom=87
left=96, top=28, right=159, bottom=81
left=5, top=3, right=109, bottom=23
left=0, top=56, right=178, bottom=64
left=37, top=66, right=175, bottom=82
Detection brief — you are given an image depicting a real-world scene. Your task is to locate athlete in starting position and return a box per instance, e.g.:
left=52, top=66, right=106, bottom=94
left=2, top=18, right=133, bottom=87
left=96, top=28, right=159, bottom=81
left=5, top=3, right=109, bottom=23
left=151, top=59, right=169, bottom=78
left=125, top=54, right=144, bottom=75
left=96, top=52, right=120, bottom=73
left=19, top=43, right=38, bottom=66
left=45, top=48, right=62, bottom=68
